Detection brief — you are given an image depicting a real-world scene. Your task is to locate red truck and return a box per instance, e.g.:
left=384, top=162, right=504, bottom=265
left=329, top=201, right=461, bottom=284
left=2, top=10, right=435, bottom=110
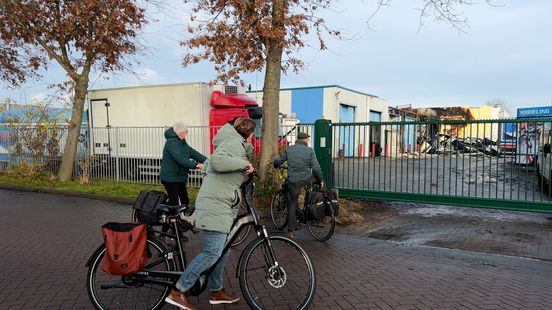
left=208, top=90, right=263, bottom=154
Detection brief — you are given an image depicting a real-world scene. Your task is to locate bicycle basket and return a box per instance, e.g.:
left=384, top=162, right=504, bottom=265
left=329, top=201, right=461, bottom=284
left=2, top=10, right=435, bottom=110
left=133, top=190, right=167, bottom=225
left=101, top=222, right=148, bottom=276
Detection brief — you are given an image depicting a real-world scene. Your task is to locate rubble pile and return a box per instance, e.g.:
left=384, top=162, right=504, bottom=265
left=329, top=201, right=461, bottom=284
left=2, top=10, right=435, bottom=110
left=418, top=134, right=499, bottom=156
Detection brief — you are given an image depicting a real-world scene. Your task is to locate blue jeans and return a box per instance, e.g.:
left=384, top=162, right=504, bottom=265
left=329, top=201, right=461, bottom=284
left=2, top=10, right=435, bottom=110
left=175, top=230, right=229, bottom=292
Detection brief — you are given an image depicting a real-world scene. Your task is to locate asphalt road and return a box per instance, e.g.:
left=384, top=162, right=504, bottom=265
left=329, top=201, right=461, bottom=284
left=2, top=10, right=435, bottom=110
left=1, top=188, right=551, bottom=309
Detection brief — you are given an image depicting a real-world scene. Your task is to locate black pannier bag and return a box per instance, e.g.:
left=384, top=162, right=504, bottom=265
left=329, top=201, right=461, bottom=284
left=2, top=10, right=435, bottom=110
left=133, top=190, right=167, bottom=225
left=101, top=222, right=148, bottom=276
left=306, top=191, right=326, bottom=221
left=321, top=190, right=339, bottom=217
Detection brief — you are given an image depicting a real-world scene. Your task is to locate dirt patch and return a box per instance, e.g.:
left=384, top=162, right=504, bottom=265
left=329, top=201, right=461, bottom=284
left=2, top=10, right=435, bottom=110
left=338, top=199, right=552, bottom=261
left=337, top=199, right=395, bottom=231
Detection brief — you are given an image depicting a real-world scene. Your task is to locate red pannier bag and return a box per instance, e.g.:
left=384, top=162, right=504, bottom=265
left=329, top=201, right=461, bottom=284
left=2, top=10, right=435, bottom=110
left=101, top=222, right=148, bottom=276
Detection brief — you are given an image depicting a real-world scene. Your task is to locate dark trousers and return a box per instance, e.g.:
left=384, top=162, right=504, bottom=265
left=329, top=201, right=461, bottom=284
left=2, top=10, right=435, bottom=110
left=287, top=178, right=314, bottom=232
left=162, top=181, right=189, bottom=206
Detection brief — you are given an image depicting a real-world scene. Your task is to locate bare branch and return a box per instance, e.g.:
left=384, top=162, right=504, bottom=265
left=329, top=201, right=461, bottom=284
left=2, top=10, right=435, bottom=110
left=366, top=0, right=491, bottom=33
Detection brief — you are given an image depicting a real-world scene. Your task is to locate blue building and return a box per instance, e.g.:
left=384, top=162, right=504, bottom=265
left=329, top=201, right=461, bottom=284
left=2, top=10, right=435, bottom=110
left=248, top=85, right=391, bottom=157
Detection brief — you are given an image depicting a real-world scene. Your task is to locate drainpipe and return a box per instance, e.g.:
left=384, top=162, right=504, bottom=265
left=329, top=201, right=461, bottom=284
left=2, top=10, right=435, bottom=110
left=198, top=82, right=206, bottom=154
left=198, top=82, right=205, bottom=126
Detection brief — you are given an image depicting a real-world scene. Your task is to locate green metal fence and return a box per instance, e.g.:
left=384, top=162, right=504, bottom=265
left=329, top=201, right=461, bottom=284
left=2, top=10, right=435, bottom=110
left=328, top=118, right=552, bottom=213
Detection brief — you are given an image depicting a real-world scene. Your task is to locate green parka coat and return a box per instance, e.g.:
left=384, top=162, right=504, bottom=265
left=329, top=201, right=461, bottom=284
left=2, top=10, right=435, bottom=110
left=159, top=128, right=207, bottom=183
left=194, top=124, right=252, bottom=233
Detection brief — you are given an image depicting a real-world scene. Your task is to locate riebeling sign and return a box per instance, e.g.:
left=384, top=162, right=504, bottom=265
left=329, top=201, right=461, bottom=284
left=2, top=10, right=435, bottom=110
left=517, top=106, right=552, bottom=118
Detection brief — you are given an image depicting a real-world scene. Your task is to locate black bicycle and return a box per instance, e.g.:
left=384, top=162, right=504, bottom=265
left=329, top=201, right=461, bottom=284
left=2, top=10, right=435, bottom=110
left=86, top=173, right=316, bottom=310
left=270, top=177, right=336, bottom=242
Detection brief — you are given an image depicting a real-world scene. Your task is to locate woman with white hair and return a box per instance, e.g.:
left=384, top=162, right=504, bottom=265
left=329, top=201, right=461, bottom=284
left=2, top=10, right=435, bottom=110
left=160, top=121, right=207, bottom=207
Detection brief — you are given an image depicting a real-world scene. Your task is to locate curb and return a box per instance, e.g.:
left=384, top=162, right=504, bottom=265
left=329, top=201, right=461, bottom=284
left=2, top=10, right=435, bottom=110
left=0, top=184, right=135, bottom=205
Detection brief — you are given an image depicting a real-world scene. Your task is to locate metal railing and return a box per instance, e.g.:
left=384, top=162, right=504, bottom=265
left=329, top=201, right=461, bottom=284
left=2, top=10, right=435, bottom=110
left=0, top=123, right=312, bottom=188
left=332, top=118, right=552, bottom=212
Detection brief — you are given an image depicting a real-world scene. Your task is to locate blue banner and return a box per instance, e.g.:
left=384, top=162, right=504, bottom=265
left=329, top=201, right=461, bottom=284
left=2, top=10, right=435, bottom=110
left=517, top=106, right=552, bottom=118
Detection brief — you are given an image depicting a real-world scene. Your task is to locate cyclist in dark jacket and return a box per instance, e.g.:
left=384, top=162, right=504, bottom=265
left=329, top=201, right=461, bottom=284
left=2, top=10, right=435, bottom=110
left=274, top=132, right=324, bottom=237
left=160, top=122, right=207, bottom=206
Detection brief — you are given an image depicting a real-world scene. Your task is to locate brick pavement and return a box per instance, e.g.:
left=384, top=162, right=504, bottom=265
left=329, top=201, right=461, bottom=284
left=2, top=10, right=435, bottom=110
left=1, top=188, right=551, bottom=309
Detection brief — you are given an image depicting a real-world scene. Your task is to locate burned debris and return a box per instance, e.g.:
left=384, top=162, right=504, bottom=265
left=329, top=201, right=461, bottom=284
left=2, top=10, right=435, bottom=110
left=407, top=106, right=502, bottom=157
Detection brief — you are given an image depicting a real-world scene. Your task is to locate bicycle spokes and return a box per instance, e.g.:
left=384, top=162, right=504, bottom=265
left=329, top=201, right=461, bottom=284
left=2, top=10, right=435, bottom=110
left=239, top=236, right=315, bottom=310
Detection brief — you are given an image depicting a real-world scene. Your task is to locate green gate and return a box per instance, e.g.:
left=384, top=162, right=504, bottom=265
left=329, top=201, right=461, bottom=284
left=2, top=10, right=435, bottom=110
left=314, top=118, right=552, bottom=213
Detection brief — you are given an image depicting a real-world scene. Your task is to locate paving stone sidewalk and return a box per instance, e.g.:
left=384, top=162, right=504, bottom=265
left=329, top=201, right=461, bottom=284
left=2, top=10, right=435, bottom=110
left=1, top=188, right=551, bottom=309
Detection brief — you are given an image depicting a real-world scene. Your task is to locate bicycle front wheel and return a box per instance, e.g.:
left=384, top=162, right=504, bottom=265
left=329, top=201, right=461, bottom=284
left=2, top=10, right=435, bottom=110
left=239, top=235, right=316, bottom=310
left=86, top=236, right=176, bottom=310
left=307, top=205, right=336, bottom=242
left=270, top=190, right=288, bottom=230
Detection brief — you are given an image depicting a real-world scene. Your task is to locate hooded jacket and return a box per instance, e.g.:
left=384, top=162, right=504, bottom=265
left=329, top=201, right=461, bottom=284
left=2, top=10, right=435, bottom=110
left=194, top=124, right=252, bottom=233
left=159, top=128, right=207, bottom=183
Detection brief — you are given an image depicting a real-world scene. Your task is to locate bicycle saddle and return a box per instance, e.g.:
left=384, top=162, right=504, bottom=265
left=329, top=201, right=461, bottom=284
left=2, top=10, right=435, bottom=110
left=157, top=204, right=194, bottom=216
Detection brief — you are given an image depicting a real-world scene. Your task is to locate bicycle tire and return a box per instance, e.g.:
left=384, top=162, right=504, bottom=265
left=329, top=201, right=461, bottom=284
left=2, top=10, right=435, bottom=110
left=270, top=190, right=288, bottom=230
left=231, top=202, right=251, bottom=247
left=238, top=235, right=316, bottom=310
left=306, top=203, right=336, bottom=242
left=86, top=236, right=176, bottom=310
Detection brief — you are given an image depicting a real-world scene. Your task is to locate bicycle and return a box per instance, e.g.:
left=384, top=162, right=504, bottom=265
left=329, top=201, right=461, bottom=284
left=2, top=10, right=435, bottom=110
left=86, top=173, right=316, bottom=310
left=270, top=177, right=336, bottom=242
left=131, top=197, right=251, bottom=247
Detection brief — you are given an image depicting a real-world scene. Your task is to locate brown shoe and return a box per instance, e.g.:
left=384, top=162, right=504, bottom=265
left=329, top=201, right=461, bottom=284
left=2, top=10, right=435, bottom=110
left=209, top=289, right=240, bottom=305
left=165, top=289, right=196, bottom=310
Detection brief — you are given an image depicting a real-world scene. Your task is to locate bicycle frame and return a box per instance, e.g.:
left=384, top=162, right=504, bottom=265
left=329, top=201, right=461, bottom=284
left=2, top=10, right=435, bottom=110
left=126, top=174, right=279, bottom=296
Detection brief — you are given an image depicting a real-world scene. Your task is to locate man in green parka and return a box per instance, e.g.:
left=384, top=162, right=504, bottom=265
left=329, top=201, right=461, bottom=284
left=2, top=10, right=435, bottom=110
left=165, top=118, right=256, bottom=310
left=159, top=121, right=207, bottom=206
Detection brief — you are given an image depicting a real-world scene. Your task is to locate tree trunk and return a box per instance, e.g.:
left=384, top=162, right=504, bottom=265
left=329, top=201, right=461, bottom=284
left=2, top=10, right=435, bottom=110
left=259, top=0, right=285, bottom=184
left=58, top=77, right=89, bottom=182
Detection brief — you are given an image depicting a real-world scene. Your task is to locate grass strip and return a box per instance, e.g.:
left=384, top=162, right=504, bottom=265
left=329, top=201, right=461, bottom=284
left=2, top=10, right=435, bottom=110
left=0, top=175, right=198, bottom=202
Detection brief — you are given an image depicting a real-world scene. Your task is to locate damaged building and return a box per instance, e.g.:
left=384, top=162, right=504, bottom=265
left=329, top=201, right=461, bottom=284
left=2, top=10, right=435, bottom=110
left=399, top=105, right=509, bottom=156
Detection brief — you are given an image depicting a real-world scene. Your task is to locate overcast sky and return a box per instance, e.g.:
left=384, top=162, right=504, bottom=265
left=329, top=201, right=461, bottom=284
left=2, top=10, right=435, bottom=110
left=1, top=0, right=551, bottom=113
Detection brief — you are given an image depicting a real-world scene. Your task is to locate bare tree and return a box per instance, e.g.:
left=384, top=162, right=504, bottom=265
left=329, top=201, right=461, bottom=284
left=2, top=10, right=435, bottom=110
left=5, top=101, right=65, bottom=164
left=181, top=0, right=340, bottom=183
left=486, top=98, right=514, bottom=118
left=369, top=0, right=493, bottom=32
left=0, top=1, right=147, bottom=181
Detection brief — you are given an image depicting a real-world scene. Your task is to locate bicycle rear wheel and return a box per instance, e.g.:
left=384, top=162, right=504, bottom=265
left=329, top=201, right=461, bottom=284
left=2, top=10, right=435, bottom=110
left=86, top=236, right=176, bottom=310
left=270, top=190, right=288, bottom=230
left=239, top=235, right=316, bottom=310
left=307, top=205, right=335, bottom=242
